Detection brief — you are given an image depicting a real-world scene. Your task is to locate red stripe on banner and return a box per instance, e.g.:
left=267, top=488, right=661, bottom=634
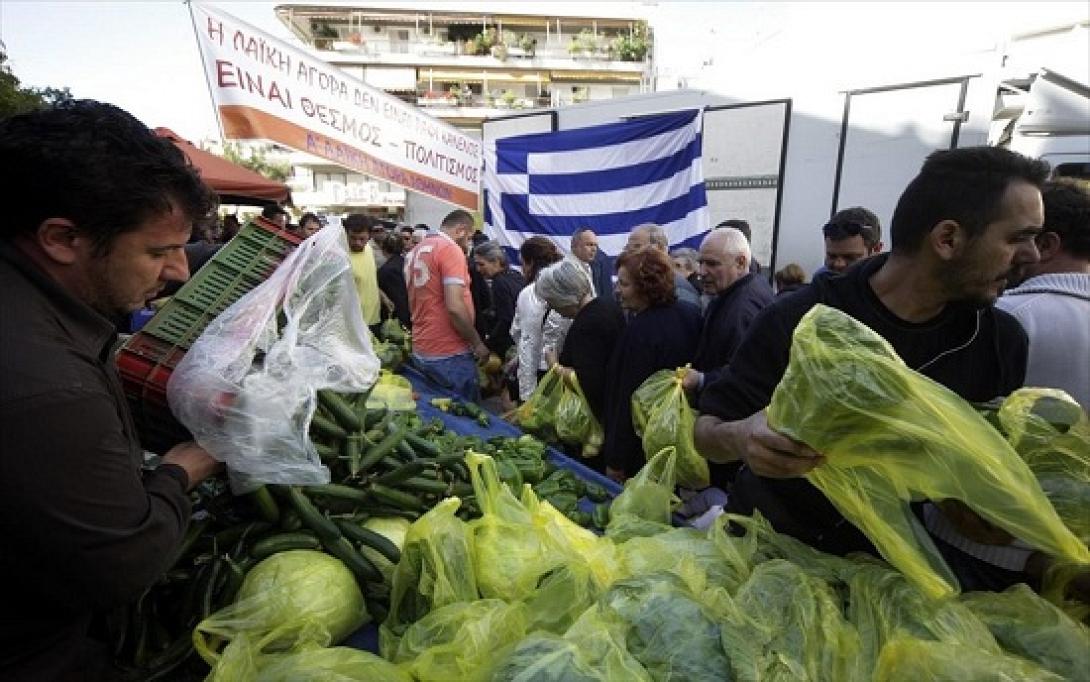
left=219, top=105, right=479, bottom=210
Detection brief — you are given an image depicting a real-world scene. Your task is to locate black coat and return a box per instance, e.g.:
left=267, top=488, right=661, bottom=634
left=480, top=268, right=525, bottom=357
left=693, top=272, right=775, bottom=387
left=377, top=253, right=411, bottom=329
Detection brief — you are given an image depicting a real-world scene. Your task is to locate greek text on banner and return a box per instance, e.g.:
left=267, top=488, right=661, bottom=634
left=189, top=3, right=482, bottom=209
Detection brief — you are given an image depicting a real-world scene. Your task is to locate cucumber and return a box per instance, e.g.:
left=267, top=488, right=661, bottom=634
left=318, top=390, right=363, bottom=432
left=356, top=427, right=407, bottom=475
left=344, top=434, right=364, bottom=477
left=313, top=441, right=340, bottom=463
left=335, top=520, right=402, bottom=564
left=369, top=483, right=426, bottom=511
left=302, top=483, right=371, bottom=507
left=310, top=413, right=348, bottom=441
left=322, top=535, right=382, bottom=583
left=404, top=432, right=441, bottom=458
left=363, top=406, right=388, bottom=429
left=373, top=460, right=427, bottom=487
left=286, top=486, right=342, bottom=542
left=396, top=476, right=451, bottom=496
left=247, top=486, right=280, bottom=524
left=250, top=532, right=320, bottom=560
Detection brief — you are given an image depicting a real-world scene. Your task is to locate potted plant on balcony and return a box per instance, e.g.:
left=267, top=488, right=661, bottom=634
left=612, top=25, right=649, bottom=62
left=518, top=33, right=537, bottom=57
left=502, top=89, right=517, bottom=107
left=310, top=20, right=339, bottom=50
left=491, top=42, right=509, bottom=61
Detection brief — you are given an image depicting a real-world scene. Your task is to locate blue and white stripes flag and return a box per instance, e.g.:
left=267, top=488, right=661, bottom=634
left=482, top=110, right=708, bottom=258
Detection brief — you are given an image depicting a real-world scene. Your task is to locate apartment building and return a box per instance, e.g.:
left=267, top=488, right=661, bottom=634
left=273, top=4, right=652, bottom=217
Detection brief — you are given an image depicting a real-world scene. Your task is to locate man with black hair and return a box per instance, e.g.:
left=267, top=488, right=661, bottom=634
left=695, top=146, right=1049, bottom=591
left=0, top=100, right=222, bottom=679
left=345, top=213, right=383, bottom=333
left=261, top=203, right=289, bottom=228
left=822, top=206, right=883, bottom=274
left=998, top=179, right=1090, bottom=409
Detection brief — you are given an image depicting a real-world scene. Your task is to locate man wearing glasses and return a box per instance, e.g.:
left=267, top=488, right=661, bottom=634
left=822, top=206, right=884, bottom=274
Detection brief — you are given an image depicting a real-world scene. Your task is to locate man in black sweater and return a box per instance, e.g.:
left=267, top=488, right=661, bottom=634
left=695, top=147, right=1048, bottom=590
left=1, top=101, right=222, bottom=680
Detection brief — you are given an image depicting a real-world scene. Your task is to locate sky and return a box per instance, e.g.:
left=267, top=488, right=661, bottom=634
left=2, top=1, right=1086, bottom=143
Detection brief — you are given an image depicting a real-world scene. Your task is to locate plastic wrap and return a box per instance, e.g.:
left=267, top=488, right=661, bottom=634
left=168, top=227, right=379, bottom=490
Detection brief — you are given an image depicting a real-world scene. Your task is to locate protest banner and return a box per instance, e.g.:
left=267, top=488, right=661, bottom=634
left=189, top=3, right=481, bottom=209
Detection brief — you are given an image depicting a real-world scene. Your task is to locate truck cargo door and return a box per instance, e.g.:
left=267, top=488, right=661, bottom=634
left=832, top=75, right=977, bottom=233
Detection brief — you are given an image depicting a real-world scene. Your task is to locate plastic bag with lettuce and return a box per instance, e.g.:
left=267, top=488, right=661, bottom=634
left=194, top=550, right=369, bottom=677
left=767, top=305, right=1090, bottom=599
left=555, top=372, right=605, bottom=457
left=631, top=368, right=709, bottom=489
left=606, top=447, right=680, bottom=542
left=994, top=388, right=1090, bottom=543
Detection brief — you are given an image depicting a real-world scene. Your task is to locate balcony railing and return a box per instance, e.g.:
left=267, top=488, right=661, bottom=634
left=313, top=37, right=648, bottom=65
left=413, top=91, right=554, bottom=110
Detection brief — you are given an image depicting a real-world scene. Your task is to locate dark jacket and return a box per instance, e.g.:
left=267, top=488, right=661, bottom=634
left=0, top=242, right=192, bottom=681
left=480, top=268, right=526, bottom=357
left=589, top=249, right=615, bottom=299
left=559, top=296, right=627, bottom=423
left=377, top=253, right=411, bottom=329
left=693, top=272, right=775, bottom=387
left=603, top=301, right=702, bottom=477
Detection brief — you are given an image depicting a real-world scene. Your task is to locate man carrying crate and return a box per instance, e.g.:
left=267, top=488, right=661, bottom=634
left=0, top=100, right=223, bottom=680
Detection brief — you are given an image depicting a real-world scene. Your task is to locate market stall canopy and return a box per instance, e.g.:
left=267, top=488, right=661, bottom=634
left=154, top=128, right=291, bottom=206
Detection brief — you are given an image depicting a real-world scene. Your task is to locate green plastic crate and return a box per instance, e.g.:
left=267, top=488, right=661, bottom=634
left=140, top=218, right=302, bottom=349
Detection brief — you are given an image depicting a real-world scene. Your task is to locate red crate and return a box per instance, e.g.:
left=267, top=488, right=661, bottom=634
left=117, top=332, right=191, bottom=453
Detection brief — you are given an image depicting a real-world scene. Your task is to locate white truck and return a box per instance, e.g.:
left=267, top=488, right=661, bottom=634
left=475, top=24, right=1089, bottom=276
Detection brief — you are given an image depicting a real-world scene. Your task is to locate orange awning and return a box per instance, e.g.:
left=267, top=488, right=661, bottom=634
left=155, top=128, right=291, bottom=206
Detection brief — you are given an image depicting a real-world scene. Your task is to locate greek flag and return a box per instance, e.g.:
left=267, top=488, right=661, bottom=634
left=482, top=110, right=708, bottom=258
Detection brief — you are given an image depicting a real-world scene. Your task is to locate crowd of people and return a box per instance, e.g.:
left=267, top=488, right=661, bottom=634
left=2, top=98, right=1088, bottom=680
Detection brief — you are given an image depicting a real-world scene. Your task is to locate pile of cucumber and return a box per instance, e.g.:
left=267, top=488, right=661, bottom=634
left=111, top=387, right=612, bottom=680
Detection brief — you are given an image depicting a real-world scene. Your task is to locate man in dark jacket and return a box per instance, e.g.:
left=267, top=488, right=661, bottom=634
left=0, top=101, right=222, bottom=681
left=684, top=226, right=774, bottom=393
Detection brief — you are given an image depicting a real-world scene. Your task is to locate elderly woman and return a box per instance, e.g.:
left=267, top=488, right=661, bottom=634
left=602, top=246, right=701, bottom=481
left=509, top=237, right=566, bottom=403
left=536, top=259, right=626, bottom=431
left=472, top=240, right=525, bottom=358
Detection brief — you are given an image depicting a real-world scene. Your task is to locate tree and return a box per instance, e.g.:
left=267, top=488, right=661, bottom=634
left=220, top=141, right=291, bottom=182
left=1, top=48, right=73, bottom=118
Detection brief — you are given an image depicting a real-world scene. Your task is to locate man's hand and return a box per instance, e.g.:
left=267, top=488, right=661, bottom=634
left=162, top=441, right=223, bottom=491
left=472, top=342, right=490, bottom=363
left=681, top=368, right=703, bottom=392
left=740, top=411, right=824, bottom=478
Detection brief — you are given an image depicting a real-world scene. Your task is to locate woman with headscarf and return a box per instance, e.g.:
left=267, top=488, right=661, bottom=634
left=535, top=260, right=626, bottom=429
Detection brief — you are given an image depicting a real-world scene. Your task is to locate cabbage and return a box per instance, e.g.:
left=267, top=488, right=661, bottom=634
left=256, top=645, right=412, bottom=681
left=195, top=550, right=368, bottom=666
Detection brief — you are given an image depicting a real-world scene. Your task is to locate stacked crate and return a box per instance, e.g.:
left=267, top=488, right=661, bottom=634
left=117, top=217, right=302, bottom=453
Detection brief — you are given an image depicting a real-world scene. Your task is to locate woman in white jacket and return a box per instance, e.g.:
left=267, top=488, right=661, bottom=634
left=509, top=237, right=568, bottom=403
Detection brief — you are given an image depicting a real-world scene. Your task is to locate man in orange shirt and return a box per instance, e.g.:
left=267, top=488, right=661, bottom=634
left=404, top=209, right=490, bottom=399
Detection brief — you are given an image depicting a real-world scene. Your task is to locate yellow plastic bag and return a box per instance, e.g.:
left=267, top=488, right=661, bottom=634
left=555, top=373, right=605, bottom=457
left=962, top=584, right=1090, bottom=680
left=392, top=599, right=528, bottom=682
left=516, top=366, right=564, bottom=441
left=996, top=388, right=1090, bottom=543
left=366, top=370, right=416, bottom=411
left=380, top=498, right=478, bottom=657
left=631, top=368, right=709, bottom=489
left=874, top=636, right=1062, bottom=681
left=768, top=305, right=1090, bottom=599
left=194, top=550, right=368, bottom=669
left=466, top=452, right=568, bottom=601
left=606, top=447, right=681, bottom=542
